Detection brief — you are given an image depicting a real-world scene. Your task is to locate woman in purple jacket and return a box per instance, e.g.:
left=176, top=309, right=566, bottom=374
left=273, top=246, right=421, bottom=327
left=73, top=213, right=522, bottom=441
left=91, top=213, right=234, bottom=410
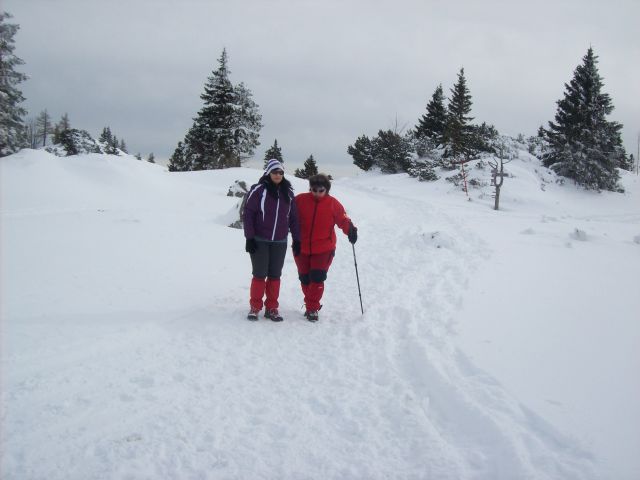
left=243, top=159, right=301, bottom=321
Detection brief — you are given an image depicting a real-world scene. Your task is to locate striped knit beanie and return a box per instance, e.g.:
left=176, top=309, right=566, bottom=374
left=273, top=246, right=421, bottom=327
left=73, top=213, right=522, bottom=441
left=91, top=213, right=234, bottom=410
left=264, top=159, right=284, bottom=176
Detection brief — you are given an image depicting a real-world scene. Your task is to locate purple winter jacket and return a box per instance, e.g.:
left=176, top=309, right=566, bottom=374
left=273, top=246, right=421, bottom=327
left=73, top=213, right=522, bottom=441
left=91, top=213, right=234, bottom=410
left=243, top=179, right=300, bottom=242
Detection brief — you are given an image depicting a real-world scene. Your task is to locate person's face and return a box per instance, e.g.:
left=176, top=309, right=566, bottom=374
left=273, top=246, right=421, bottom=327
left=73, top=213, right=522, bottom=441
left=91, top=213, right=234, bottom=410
left=270, top=169, right=284, bottom=184
left=310, top=184, right=326, bottom=198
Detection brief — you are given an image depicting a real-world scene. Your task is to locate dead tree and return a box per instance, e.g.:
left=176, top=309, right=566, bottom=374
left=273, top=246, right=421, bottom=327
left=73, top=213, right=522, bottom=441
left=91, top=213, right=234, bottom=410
left=489, top=144, right=513, bottom=210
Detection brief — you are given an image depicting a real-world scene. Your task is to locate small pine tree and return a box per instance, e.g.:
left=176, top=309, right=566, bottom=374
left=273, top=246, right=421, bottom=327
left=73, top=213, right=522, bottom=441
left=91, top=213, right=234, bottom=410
left=99, top=127, right=113, bottom=147
left=168, top=142, right=189, bottom=171
left=147, top=152, right=155, bottom=164
left=444, top=68, right=474, bottom=162
left=348, top=135, right=375, bottom=171
left=135, top=152, right=142, bottom=161
left=0, top=12, right=28, bottom=156
left=52, top=124, right=61, bottom=144
left=263, top=139, right=283, bottom=168
left=542, top=47, right=624, bottom=190
left=374, top=130, right=413, bottom=174
left=119, top=139, right=127, bottom=154
left=415, top=84, right=447, bottom=146
left=294, top=154, right=319, bottom=179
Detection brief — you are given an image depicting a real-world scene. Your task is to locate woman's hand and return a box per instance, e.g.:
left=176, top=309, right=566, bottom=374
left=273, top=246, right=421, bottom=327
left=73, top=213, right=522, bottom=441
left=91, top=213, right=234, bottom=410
left=245, top=238, right=257, bottom=254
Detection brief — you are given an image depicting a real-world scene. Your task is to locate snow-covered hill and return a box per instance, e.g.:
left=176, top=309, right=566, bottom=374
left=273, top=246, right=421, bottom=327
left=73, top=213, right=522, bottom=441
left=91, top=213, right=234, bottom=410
left=2, top=149, right=639, bottom=479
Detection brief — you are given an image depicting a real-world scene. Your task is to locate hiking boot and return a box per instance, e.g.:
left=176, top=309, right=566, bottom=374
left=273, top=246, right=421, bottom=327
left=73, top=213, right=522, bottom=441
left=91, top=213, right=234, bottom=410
left=305, top=310, right=319, bottom=322
left=265, top=309, right=283, bottom=322
left=247, top=308, right=260, bottom=321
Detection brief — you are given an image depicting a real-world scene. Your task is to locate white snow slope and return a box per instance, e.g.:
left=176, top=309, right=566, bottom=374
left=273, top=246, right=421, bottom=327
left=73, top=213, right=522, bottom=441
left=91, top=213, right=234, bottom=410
left=2, top=149, right=639, bottom=479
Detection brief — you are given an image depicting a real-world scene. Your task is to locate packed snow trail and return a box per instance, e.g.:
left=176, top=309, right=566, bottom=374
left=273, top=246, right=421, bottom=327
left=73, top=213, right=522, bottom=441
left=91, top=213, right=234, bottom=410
left=2, top=151, right=599, bottom=479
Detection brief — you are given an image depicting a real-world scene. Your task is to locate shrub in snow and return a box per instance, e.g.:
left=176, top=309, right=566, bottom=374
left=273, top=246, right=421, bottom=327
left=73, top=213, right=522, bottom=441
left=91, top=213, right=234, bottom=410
left=227, top=180, right=248, bottom=198
left=468, top=177, right=487, bottom=188
left=228, top=181, right=249, bottom=229
left=407, top=160, right=438, bottom=182
left=45, top=129, right=102, bottom=156
left=570, top=228, right=588, bottom=241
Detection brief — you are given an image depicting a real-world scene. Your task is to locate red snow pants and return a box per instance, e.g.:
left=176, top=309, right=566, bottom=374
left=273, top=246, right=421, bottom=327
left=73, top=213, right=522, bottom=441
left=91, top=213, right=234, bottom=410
left=294, top=250, right=335, bottom=312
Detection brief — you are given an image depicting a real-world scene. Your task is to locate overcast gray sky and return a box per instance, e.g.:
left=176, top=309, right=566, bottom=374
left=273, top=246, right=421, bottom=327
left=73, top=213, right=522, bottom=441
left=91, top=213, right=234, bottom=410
left=6, top=0, right=640, bottom=173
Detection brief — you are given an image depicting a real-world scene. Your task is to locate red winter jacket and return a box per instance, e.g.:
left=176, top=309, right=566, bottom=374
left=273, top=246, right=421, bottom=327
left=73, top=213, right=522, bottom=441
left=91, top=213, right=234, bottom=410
left=295, top=192, right=352, bottom=255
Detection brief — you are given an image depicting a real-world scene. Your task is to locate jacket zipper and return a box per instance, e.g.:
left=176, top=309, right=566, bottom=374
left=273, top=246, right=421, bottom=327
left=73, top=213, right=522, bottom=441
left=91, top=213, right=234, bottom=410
left=309, top=200, right=318, bottom=254
left=271, top=191, right=280, bottom=241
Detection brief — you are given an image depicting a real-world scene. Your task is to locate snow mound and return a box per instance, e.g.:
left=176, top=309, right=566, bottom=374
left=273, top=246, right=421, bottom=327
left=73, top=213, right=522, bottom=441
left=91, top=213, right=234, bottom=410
left=570, top=228, right=589, bottom=241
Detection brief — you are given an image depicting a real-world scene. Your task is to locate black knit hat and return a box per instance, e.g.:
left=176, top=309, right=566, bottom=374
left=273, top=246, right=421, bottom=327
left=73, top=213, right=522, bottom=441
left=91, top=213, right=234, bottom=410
left=309, top=174, right=331, bottom=192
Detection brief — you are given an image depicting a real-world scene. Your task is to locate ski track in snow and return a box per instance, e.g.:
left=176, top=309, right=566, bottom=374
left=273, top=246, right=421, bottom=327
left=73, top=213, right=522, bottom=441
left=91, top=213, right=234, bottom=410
left=1, top=154, right=601, bottom=479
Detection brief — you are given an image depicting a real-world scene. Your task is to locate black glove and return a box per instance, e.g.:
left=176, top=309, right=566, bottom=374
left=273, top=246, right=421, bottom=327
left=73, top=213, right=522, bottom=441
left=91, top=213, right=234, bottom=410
left=245, top=238, right=257, bottom=254
left=348, top=223, right=358, bottom=244
left=292, top=240, right=301, bottom=257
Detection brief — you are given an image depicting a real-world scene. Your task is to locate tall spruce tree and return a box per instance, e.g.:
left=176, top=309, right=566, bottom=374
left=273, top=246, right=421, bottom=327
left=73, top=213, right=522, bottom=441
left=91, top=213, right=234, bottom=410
left=0, top=12, right=27, bottom=156
left=415, top=84, right=447, bottom=146
left=444, top=68, right=474, bottom=162
left=542, top=47, right=625, bottom=190
left=263, top=139, right=283, bottom=168
left=178, top=49, right=261, bottom=170
left=190, top=49, right=236, bottom=169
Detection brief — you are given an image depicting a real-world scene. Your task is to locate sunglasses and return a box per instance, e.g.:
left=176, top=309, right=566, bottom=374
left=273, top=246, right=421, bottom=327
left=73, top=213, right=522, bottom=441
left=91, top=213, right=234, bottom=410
left=311, top=187, right=326, bottom=193
left=270, top=170, right=284, bottom=176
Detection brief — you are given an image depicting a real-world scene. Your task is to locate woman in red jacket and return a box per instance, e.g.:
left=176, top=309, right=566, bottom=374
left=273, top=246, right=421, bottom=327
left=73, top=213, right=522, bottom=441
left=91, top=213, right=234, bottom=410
left=294, top=174, right=357, bottom=322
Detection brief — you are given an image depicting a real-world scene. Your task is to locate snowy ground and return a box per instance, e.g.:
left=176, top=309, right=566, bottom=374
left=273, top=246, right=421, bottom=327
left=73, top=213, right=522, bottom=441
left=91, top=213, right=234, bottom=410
left=1, top=149, right=639, bottom=479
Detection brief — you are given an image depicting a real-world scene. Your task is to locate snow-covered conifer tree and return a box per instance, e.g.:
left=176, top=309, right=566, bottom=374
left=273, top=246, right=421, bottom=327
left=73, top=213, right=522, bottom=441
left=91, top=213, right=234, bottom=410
left=542, top=48, right=625, bottom=191
left=374, top=130, right=413, bottom=174
left=415, top=84, right=447, bottom=146
left=233, top=81, right=262, bottom=164
left=444, top=68, right=474, bottom=163
left=175, top=49, right=261, bottom=171
left=0, top=12, right=27, bottom=156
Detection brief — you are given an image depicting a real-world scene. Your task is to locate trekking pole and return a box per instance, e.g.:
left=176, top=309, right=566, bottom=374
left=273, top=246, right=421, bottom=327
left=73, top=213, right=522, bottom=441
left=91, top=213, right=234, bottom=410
left=352, top=244, right=364, bottom=315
